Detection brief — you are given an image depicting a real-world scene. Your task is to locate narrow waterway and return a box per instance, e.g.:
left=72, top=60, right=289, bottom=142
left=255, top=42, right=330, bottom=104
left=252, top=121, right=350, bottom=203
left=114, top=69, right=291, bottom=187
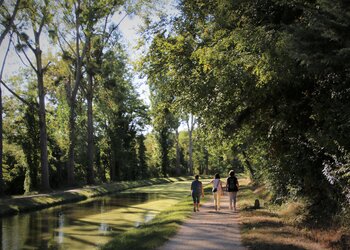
left=0, top=180, right=191, bottom=250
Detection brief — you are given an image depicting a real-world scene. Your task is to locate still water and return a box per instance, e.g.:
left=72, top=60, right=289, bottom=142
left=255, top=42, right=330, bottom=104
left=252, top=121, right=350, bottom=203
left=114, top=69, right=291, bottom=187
left=0, top=181, right=191, bottom=250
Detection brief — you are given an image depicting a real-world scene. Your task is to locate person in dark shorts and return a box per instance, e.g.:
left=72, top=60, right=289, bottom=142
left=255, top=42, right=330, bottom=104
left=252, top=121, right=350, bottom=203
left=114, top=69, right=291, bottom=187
left=226, top=170, right=239, bottom=211
left=191, top=175, right=204, bottom=212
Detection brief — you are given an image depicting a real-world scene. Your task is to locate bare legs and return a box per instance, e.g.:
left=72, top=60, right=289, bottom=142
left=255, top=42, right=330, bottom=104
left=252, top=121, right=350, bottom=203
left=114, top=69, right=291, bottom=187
left=213, top=192, right=221, bottom=210
left=229, top=192, right=238, bottom=211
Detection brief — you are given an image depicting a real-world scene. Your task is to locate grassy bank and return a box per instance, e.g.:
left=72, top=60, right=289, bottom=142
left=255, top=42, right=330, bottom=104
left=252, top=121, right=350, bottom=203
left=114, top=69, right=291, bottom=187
left=0, top=177, right=191, bottom=217
left=238, top=177, right=350, bottom=250
left=101, top=196, right=194, bottom=250
left=102, top=179, right=212, bottom=250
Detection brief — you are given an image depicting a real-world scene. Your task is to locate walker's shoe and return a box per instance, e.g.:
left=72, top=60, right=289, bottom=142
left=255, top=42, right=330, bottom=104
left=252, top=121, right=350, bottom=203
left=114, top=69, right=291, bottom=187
left=193, top=207, right=196, bottom=212
left=197, top=208, right=200, bottom=212
left=214, top=205, right=217, bottom=211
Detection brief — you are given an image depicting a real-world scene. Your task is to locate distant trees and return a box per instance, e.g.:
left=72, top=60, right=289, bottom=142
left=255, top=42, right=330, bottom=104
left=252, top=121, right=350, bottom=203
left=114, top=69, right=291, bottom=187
left=0, top=0, right=154, bottom=194
left=14, top=0, right=54, bottom=191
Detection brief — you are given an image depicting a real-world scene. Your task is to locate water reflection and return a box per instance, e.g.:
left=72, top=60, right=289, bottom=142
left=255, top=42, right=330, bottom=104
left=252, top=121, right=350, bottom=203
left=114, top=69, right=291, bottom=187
left=57, top=213, right=65, bottom=244
left=1, top=193, right=162, bottom=250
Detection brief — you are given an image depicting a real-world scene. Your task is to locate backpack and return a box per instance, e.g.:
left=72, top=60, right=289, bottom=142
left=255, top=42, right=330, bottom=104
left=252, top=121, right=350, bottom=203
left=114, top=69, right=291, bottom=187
left=227, top=177, right=238, bottom=192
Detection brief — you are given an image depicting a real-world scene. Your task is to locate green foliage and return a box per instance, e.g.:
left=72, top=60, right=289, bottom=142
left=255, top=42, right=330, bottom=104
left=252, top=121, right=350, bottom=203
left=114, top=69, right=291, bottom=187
left=2, top=0, right=154, bottom=193
left=137, top=134, right=149, bottom=179
left=141, top=0, right=350, bottom=226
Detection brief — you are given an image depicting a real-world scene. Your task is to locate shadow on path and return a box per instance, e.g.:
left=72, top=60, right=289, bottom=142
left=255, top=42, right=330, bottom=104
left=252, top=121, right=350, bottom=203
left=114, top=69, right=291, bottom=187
left=158, top=195, right=246, bottom=250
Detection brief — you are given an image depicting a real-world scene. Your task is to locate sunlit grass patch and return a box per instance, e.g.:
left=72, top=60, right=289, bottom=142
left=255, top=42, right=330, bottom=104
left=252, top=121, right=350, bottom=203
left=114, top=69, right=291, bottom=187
left=101, top=197, right=194, bottom=250
left=0, top=177, right=193, bottom=217
left=101, top=178, right=213, bottom=250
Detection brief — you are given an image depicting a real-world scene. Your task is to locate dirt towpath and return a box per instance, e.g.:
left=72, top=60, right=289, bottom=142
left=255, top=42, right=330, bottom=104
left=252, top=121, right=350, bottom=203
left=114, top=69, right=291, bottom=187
left=159, top=194, right=246, bottom=250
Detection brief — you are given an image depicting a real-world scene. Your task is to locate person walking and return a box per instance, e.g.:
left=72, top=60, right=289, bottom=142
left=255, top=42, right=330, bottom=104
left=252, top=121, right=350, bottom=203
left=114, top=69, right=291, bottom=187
left=191, top=175, right=204, bottom=212
left=226, top=170, right=239, bottom=211
left=210, top=173, right=223, bottom=211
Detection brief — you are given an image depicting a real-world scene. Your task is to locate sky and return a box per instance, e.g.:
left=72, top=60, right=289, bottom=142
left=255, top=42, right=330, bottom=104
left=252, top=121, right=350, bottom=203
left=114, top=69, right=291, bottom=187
left=0, top=1, right=183, bottom=132
left=0, top=1, right=179, bottom=106
left=0, top=10, right=149, bottom=101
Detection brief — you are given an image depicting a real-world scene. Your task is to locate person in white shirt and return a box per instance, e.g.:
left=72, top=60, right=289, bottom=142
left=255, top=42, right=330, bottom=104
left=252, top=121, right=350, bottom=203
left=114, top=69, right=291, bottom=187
left=210, top=173, right=223, bottom=211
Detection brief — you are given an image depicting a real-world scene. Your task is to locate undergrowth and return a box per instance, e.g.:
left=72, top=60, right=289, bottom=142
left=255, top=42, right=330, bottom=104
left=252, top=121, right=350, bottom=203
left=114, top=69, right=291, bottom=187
left=238, top=177, right=350, bottom=250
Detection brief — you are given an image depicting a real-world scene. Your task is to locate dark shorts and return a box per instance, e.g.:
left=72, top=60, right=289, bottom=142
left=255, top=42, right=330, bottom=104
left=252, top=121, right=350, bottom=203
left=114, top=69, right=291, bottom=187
left=192, top=193, right=201, bottom=203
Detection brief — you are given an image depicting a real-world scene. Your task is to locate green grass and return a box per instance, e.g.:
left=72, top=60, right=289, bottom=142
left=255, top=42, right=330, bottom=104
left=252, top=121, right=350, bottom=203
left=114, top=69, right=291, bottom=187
left=101, top=178, right=212, bottom=250
left=101, top=197, right=194, bottom=250
left=0, top=177, right=192, bottom=217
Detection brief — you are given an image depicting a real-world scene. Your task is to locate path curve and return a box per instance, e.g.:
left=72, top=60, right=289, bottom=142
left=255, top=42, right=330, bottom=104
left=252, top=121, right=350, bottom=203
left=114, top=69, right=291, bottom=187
left=159, top=195, right=246, bottom=250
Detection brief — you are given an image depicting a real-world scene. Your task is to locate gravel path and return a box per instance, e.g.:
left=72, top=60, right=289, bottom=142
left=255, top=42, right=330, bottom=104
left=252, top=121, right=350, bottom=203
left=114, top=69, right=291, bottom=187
left=159, top=195, right=247, bottom=250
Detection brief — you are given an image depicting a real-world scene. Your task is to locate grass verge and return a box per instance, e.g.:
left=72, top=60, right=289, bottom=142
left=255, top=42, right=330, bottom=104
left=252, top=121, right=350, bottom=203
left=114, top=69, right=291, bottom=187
left=0, top=177, right=192, bottom=217
left=238, top=177, right=350, bottom=250
left=101, top=196, right=194, bottom=250
left=101, top=179, right=213, bottom=250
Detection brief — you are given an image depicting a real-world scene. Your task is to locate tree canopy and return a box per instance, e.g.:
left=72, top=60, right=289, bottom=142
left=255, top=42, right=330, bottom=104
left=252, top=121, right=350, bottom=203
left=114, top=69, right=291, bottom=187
left=0, top=0, right=349, bottom=226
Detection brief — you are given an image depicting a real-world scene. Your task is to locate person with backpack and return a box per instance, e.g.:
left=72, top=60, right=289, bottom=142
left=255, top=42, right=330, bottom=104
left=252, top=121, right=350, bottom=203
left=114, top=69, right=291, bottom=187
left=226, top=170, right=239, bottom=211
left=210, top=173, right=224, bottom=211
left=191, top=175, right=204, bottom=212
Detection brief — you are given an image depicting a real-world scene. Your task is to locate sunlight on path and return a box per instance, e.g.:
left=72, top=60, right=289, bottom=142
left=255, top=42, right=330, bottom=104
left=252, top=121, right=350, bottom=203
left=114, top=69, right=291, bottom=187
left=159, top=195, right=246, bottom=250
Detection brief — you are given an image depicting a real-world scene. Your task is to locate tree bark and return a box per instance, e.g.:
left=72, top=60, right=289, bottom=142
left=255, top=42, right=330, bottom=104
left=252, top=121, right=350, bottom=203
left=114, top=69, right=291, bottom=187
left=66, top=0, right=86, bottom=186
left=188, top=128, right=193, bottom=175
left=67, top=101, right=76, bottom=186
left=110, top=148, right=116, bottom=182
left=160, top=128, right=169, bottom=177
left=187, top=114, right=195, bottom=176
left=86, top=73, right=94, bottom=185
left=175, top=129, right=181, bottom=176
left=242, top=150, right=255, bottom=179
left=35, top=32, right=50, bottom=191
left=0, top=0, right=21, bottom=196
left=204, top=148, right=209, bottom=175
left=0, top=78, right=3, bottom=196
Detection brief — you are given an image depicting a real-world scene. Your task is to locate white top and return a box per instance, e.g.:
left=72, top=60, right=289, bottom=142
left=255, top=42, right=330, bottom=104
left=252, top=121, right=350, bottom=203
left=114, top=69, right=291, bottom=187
left=213, top=179, right=222, bottom=191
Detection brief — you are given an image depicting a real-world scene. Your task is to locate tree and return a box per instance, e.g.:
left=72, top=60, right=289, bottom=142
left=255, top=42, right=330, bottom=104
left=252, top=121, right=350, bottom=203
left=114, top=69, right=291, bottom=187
left=142, top=0, right=350, bottom=222
left=82, top=0, right=129, bottom=185
left=185, top=114, right=196, bottom=175
left=15, top=0, right=53, bottom=191
left=53, top=0, right=89, bottom=186
left=95, top=42, right=148, bottom=181
left=137, top=134, right=148, bottom=179
left=0, top=0, right=21, bottom=196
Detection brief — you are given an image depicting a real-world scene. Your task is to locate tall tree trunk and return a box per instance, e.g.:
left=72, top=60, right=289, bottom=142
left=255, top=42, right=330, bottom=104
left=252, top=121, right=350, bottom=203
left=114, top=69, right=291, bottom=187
left=0, top=0, right=21, bottom=194
left=160, top=128, right=169, bottom=177
left=0, top=80, right=3, bottom=196
left=67, top=101, right=76, bottom=186
left=110, top=148, right=116, bottom=182
left=66, top=0, right=86, bottom=186
left=96, top=147, right=104, bottom=182
left=188, top=129, right=193, bottom=175
left=187, top=114, right=195, bottom=176
left=204, top=148, right=209, bottom=175
left=35, top=35, right=50, bottom=191
left=175, top=129, right=181, bottom=176
left=86, top=73, right=94, bottom=185
left=242, top=150, right=255, bottom=179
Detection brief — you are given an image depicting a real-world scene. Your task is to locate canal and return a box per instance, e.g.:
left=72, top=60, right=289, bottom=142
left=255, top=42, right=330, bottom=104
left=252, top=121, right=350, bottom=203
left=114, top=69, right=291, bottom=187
left=0, top=180, right=192, bottom=250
